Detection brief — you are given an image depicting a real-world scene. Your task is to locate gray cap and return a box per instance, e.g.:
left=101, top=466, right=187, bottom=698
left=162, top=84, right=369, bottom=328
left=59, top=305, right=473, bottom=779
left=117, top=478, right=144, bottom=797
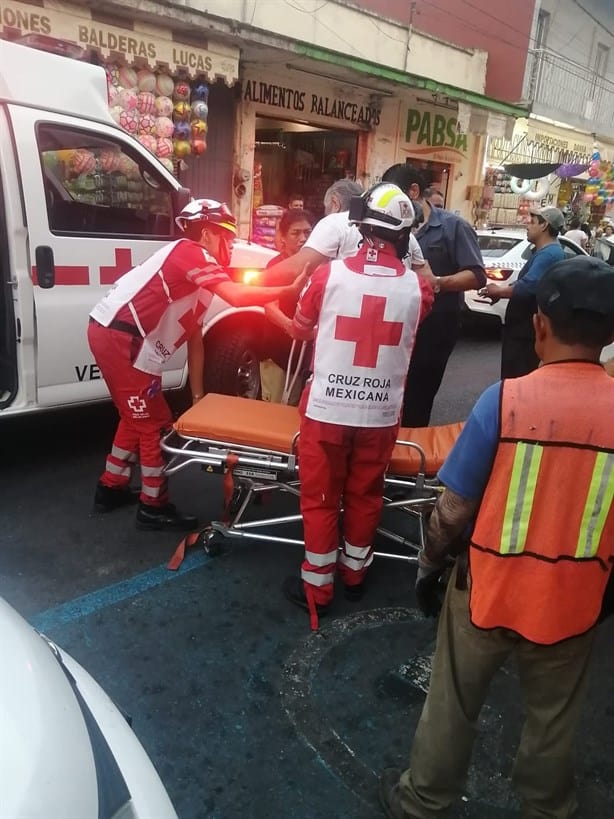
left=529, top=206, right=565, bottom=232
left=537, top=256, right=614, bottom=322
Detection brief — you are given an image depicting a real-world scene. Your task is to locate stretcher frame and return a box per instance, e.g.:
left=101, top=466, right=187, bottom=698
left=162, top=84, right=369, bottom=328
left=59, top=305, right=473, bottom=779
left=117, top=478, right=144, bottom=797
left=161, top=392, right=461, bottom=565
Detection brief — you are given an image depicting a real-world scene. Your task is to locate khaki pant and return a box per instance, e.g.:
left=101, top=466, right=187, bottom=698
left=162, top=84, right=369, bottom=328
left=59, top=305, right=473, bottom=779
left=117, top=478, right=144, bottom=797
left=398, top=565, right=596, bottom=818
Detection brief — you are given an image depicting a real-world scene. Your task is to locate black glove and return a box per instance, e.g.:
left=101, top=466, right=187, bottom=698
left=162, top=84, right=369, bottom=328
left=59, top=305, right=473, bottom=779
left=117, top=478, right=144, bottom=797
left=415, top=552, right=446, bottom=618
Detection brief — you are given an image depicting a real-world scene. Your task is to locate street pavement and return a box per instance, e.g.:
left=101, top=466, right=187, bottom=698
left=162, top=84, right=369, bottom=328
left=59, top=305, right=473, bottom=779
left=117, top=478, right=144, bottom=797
left=2, top=327, right=613, bottom=818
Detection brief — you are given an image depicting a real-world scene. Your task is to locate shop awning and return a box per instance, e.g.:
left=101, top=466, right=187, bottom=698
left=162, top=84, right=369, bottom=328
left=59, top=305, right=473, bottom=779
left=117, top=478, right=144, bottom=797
left=1, top=0, right=239, bottom=83
left=293, top=42, right=529, bottom=126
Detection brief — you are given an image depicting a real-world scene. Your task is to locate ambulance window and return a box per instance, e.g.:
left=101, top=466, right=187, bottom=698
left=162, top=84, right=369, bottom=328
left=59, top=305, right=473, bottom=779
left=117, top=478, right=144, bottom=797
left=36, top=124, right=174, bottom=238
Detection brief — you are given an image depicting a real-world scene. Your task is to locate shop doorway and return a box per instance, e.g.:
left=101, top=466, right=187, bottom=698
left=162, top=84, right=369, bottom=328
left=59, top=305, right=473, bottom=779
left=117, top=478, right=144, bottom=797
left=253, top=116, right=358, bottom=225
left=405, top=158, right=450, bottom=203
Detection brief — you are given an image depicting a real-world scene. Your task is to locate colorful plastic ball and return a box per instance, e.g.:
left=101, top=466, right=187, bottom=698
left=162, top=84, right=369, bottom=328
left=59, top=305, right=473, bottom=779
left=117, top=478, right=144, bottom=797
left=138, top=114, right=157, bottom=135
left=119, top=109, right=139, bottom=133
left=592, top=151, right=601, bottom=161
left=173, top=101, right=191, bottom=121
left=137, top=69, right=156, bottom=93
left=191, top=138, right=207, bottom=155
left=595, top=196, right=605, bottom=205
left=107, top=83, right=119, bottom=107
left=155, top=116, right=175, bottom=138
left=138, top=134, right=157, bottom=153
left=589, top=166, right=600, bottom=178
left=118, top=66, right=138, bottom=89
left=159, top=157, right=175, bottom=174
left=136, top=92, right=156, bottom=115
left=191, top=83, right=209, bottom=102
left=154, top=96, right=173, bottom=117
left=173, top=139, right=192, bottom=158
left=118, top=88, right=137, bottom=111
left=156, top=137, right=174, bottom=158
left=191, top=100, right=208, bottom=120
left=70, top=149, right=96, bottom=176
left=173, top=121, right=191, bottom=140
left=99, top=149, right=121, bottom=173
left=173, top=81, right=191, bottom=102
left=156, top=73, right=175, bottom=97
left=191, top=119, right=208, bottom=137
left=106, top=65, right=121, bottom=87
left=109, top=105, right=123, bottom=124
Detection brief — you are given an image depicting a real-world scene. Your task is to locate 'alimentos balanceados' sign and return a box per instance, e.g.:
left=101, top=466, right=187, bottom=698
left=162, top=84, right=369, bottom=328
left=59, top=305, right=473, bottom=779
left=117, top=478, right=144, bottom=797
left=243, top=79, right=381, bottom=127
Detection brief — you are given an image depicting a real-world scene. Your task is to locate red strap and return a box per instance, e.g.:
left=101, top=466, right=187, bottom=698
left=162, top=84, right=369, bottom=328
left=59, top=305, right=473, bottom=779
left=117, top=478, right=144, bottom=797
left=167, top=531, right=200, bottom=571
left=223, top=453, right=239, bottom=523
left=305, top=583, right=320, bottom=632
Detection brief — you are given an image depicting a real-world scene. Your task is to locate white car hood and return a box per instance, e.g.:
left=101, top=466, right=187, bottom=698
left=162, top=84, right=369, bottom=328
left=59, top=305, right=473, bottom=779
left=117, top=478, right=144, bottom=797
left=0, top=598, right=98, bottom=818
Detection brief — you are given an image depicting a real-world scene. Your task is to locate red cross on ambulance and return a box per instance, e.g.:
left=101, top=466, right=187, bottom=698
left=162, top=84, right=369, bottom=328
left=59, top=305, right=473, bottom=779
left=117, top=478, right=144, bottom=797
left=334, top=294, right=403, bottom=368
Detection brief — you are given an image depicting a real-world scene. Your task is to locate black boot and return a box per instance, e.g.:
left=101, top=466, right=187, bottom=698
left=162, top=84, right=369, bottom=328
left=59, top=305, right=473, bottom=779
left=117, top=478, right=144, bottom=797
left=282, top=575, right=329, bottom=617
left=344, top=581, right=366, bottom=602
left=93, top=483, right=139, bottom=513
left=136, top=502, right=198, bottom=532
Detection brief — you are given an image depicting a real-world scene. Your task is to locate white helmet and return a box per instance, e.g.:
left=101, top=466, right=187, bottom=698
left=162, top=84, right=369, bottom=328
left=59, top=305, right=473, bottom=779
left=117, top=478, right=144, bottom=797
left=354, top=183, right=414, bottom=232
left=175, top=198, right=237, bottom=237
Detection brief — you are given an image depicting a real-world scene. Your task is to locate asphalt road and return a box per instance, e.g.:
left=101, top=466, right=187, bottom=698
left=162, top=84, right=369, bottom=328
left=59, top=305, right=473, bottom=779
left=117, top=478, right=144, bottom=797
left=2, top=324, right=613, bottom=819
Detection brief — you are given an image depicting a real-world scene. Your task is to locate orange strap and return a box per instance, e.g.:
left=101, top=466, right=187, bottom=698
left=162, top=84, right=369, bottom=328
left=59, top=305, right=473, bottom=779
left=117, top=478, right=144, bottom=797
left=167, top=531, right=200, bottom=571
left=223, top=453, right=239, bottom=523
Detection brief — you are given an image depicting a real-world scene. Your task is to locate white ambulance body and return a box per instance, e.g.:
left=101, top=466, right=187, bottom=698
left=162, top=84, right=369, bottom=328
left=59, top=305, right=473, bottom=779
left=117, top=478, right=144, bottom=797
left=0, top=39, right=274, bottom=418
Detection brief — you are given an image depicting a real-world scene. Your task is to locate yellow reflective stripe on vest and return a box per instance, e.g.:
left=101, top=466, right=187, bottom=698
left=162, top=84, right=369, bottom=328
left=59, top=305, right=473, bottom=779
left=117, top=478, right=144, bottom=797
left=576, top=452, right=614, bottom=558
left=500, top=442, right=543, bottom=554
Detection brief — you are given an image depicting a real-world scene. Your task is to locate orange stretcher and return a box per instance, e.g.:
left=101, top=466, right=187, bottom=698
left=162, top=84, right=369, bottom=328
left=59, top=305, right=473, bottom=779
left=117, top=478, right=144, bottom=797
left=161, top=393, right=463, bottom=568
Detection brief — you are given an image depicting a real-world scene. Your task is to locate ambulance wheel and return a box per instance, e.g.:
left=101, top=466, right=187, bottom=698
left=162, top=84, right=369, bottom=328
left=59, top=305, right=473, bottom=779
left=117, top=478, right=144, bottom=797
left=204, top=327, right=261, bottom=399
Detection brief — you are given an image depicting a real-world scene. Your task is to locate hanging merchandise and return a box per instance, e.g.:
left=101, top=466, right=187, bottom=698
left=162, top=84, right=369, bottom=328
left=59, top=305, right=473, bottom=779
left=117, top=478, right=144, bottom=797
left=522, top=176, right=550, bottom=201
left=106, top=61, right=215, bottom=173
left=509, top=177, right=532, bottom=196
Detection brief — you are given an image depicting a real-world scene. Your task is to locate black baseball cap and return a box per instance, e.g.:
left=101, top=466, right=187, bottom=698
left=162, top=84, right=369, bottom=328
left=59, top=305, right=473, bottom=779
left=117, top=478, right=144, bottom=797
left=537, top=256, right=614, bottom=322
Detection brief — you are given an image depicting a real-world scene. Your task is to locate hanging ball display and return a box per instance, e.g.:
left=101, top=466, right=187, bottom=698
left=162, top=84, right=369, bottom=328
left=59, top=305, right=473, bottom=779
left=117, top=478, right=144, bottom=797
left=191, top=138, right=207, bottom=155
left=136, top=92, right=156, bottom=115
left=107, top=84, right=119, bottom=107
left=118, top=66, right=138, bottom=89
left=191, top=119, right=208, bottom=137
left=119, top=109, right=139, bottom=133
left=522, top=177, right=550, bottom=201
left=173, top=81, right=191, bottom=102
left=138, top=134, right=157, bottom=153
left=156, top=73, right=175, bottom=97
left=118, top=88, right=137, bottom=111
left=156, top=137, right=174, bottom=158
left=173, top=139, right=192, bottom=158
left=589, top=165, right=600, bottom=178
left=173, top=121, right=191, bottom=140
left=106, top=65, right=121, bottom=87
left=154, top=96, right=174, bottom=117
left=138, top=113, right=157, bottom=135
left=155, top=116, right=175, bottom=138
left=191, top=100, right=208, bottom=120
left=191, top=83, right=209, bottom=102
left=173, top=101, right=191, bottom=121
left=109, top=105, right=123, bottom=125
left=137, top=69, right=156, bottom=93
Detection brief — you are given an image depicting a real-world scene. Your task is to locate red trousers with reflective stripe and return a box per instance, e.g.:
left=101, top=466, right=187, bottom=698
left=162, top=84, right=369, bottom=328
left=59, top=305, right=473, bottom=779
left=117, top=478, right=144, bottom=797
left=88, top=321, right=173, bottom=506
left=299, top=413, right=398, bottom=606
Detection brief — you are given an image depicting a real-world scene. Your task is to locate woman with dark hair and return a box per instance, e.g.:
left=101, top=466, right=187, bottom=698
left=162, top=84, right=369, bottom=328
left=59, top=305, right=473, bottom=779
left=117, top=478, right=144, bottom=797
left=264, top=209, right=315, bottom=374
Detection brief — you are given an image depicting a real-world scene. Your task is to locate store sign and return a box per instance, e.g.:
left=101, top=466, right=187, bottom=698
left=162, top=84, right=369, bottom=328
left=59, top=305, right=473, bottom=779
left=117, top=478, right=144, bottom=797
left=242, top=79, right=381, bottom=128
left=0, top=0, right=239, bottom=81
left=402, top=106, right=468, bottom=162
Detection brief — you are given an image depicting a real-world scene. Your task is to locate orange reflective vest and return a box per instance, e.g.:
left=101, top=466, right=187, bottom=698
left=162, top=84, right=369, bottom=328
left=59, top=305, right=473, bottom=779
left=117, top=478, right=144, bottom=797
left=470, top=362, right=614, bottom=644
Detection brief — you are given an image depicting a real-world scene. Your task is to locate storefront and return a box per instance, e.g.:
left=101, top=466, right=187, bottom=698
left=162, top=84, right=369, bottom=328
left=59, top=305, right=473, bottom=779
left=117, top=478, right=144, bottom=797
left=1, top=0, right=239, bottom=201
left=391, top=98, right=485, bottom=221
left=236, top=65, right=387, bottom=242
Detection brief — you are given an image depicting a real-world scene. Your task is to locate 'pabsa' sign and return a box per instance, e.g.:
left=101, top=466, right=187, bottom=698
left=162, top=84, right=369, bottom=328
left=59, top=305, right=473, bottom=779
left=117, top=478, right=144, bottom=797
left=403, top=106, right=468, bottom=162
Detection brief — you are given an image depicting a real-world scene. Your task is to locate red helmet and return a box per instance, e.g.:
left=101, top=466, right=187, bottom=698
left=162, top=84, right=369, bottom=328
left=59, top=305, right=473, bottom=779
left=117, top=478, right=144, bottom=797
left=175, top=199, right=237, bottom=238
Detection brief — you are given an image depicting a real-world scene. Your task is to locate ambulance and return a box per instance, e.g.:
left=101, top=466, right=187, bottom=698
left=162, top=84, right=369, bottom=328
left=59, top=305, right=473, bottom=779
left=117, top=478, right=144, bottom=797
left=0, top=38, right=275, bottom=418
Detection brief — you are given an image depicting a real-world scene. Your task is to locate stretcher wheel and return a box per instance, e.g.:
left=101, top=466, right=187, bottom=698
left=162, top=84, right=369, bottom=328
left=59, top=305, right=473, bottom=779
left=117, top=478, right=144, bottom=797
left=198, top=527, right=225, bottom=557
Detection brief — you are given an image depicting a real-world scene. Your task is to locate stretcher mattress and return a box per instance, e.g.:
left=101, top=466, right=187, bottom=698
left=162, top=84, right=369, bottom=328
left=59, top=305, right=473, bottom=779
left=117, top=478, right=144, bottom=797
left=174, top=394, right=463, bottom=477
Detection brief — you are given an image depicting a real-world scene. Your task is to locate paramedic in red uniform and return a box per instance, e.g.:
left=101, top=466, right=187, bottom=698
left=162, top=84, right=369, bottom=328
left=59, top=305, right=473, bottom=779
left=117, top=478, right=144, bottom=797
left=89, top=199, right=303, bottom=531
left=282, top=183, right=434, bottom=628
